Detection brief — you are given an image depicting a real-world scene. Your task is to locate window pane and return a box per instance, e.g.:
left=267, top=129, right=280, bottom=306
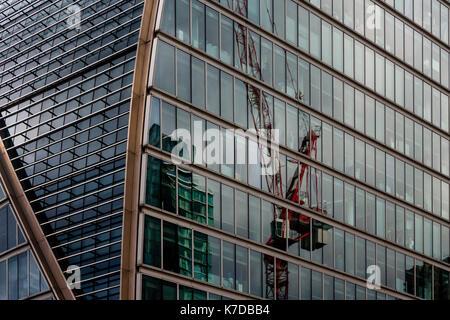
left=154, top=41, right=175, bottom=94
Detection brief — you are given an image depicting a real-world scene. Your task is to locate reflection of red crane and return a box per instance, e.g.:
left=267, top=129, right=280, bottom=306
left=230, top=0, right=325, bottom=300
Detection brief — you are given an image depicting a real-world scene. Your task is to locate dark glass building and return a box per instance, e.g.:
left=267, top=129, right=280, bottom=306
left=0, top=0, right=449, bottom=301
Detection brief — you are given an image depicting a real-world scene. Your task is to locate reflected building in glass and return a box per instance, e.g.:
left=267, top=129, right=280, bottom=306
left=1, top=0, right=449, bottom=301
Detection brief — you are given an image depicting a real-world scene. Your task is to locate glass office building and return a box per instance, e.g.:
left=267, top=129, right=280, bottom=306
left=0, top=0, right=448, bottom=301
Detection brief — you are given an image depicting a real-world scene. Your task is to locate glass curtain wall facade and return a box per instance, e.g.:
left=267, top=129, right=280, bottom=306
left=0, top=180, right=52, bottom=300
left=141, top=0, right=450, bottom=300
left=0, top=0, right=145, bottom=299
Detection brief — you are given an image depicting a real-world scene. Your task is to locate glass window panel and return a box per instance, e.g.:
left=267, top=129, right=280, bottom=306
left=286, top=3, right=298, bottom=45
left=322, top=122, right=332, bottom=167
left=192, top=0, right=205, bottom=50
left=432, top=222, right=441, bottom=260
left=335, top=228, right=345, bottom=271
left=356, top=236, right=366, bottom=278
left=207, top=65, right=220, bottom=115
left=288, top=263, right=299, bottom=300
left=376, top=197, right=385, bottom=238
left=144, top=216, right=161, bottom=267
left=310, top=65, right=321, bottom=110
left=161, top=0, right=175, bottom=35
left=206, top=8, right=219, bottom=58
left=208, top=179, right=221, bottom=228
left=250, top=250, right=262, bottom=297
left=365, top=145, right=375, bottom=187
left=299, top=59, right=310, bottom=105
left=192, top=57, right=205, bottom=108
left=236, top=190, right=248, bottom=238
left=343, top=0, right=354, bottom=28
left=333, top=78, right=343, bottom=122
left=377, top=244, right=386, bottom=286
left=321, top=71, right=332, bottom=117
left=163, top=222, right=192, bottom=276
left=355, top=90, right=365, bottom=133
left=375, top=102, right=384, bottom=143
left=334, top=179, right=344, bottom=222
left=333, top=128, right=344, bottom=172
left=194, top=233, right=221, bottom=285
left=375, top=54, right=385, bottom=96
left=344, top=84, right=354, bottom=128
left=221, top=184, right=234, bottom=233
left=416, top=260, right=432, bottom=300
left=354, top=41, right=365, bottom=84
left=311, top=270, right=323, bottom=300
left=344, top=133, right=354, bottom=177
left=424, top=218, right=432, bottom=257
left=154, top=41, right=175, bottom=94
left=333, top=27, right=343, bottom=72
left=261, top=0, right=273, bottom=32
left=236, top=245, right=248, bottom=293
left=395, top=66, right=404, bottom=108
left=395, top=112, right=404, bottom=153
left=396, top=159, right=405, bottom=200
left=355, top=0, right=364, bottom=35
left=386, top=107, right=395, bottom=149
left=386, top=60, right=395, bottom=102
left=301, top=267, right=311, bottom=300
left=221, top=71, right=233, bottom=122
left=345, top=232, right=355, bottom=275
left=235, top=79, right=247, bottom=128
left=221, top=16, right=233, bottom=65
left=176, top=0, right=190, bottom=43
left=322, top=21, right=332, bottom=65
left=323, top=173, right=333, bottom=218
left=223, top=241, right=235, bottom=290
left=248, top=195, right=261, bottom=243
left=177, top=50, right=191, bottom=103
left=299, top=6, right=309, bottom=52
left=355, top=139, right=365, bottom=182
left=286, top=53, right=298, bottom=99
left=395, top=18, right=404, bottom=60
left=365, top=47, right=374, bottom=90
left=366, top=193, right=375, bottom=234
left=287, top=104, right=298, bottom=150
left=386, top=248, right=395, bottom=289
left=376, top=149, right=385, bottom=192
left=344, top=34, right=354, bottom=78
left=310, top=14, right=321, bottom=59
left=385, top=12, right=395, bottom=55
left=396, top=252, right=406, bottom=293
left=404, top=117, right=413, bottom=158
left=423, top=38, right=432, bottom=78
left=274, top=45, right=285, bottom=93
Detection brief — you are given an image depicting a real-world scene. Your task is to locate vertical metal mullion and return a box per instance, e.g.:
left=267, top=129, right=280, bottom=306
left=247, top=246, right=250, bottom=295
left=220, top=239, right=223, bottom=288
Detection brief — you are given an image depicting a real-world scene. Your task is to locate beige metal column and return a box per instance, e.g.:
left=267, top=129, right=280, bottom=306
left=120, top=0, right=160, bottom=300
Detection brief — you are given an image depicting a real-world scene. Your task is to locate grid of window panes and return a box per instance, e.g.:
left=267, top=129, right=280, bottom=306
left=144, top=0, right=450, bottom=300
left=150, top=42, right=450, bottom=222
left=210, top=0, right=450, bottom=120
left=0, top=182, right=52, bottom=300
left=146, top=95, right=450, bottom=264
left=141, top=214, right=435, bottom=300
left=0, top=0, right=145, bottom=300
left=143, top=154, right=449, bottom=299
left=382, top=0, right=450, bottom=45
left=159, top=1, right=450, bottom=179
left=307, top=0, right=449, bottom=88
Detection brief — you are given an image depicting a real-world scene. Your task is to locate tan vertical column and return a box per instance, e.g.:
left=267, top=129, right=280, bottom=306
left=0, top=138, right=75, bottom=300
left=120, top=0, right=159, bottom=300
